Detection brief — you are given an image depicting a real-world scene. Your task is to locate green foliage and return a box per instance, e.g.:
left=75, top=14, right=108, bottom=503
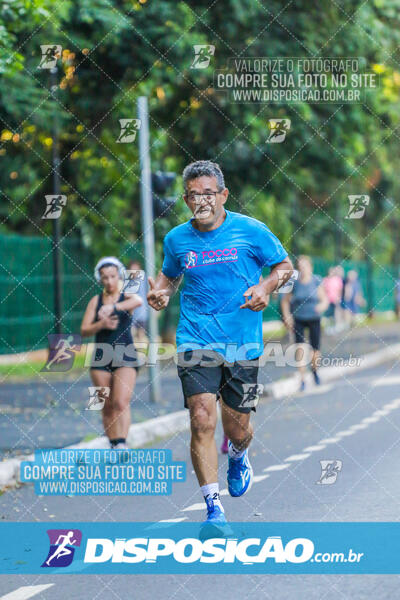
left=1, top=0, right=400, bottom=271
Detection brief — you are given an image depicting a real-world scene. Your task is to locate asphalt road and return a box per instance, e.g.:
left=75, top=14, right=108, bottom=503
left=2, top=359, right=400, bottom=598
left=2, top=320, right=399, bottom=460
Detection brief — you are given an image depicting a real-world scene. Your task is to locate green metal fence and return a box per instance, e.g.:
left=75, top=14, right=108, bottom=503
left=0, top=233, right=398, bottom=355
left=0, top=234, right=95, bottom=354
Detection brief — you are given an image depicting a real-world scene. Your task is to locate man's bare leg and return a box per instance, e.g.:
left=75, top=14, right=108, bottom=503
left=186, top=391, right=230, bottom=529
left=221, top=399, right=254, bottom=497
left=221, top=400, right=253, bottom=452
left=187, top=393, right=218, bottom=486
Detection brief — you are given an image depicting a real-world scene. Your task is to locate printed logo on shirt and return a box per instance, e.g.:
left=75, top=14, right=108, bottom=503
left=184, top=247, right=238, bottom=269
left=184, top=248, right=238, bottom=269
left=184, top=251, right=198, bottom=268
left=202, top=247, right=238, bottom=266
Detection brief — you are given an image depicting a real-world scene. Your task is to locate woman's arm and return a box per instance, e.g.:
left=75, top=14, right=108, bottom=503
left=280, top=292, right=294, bottom=330
left=115, top=293, right=143, bottom=314
left=80, top=296, right=116, bottom=337
left=98, top=294, right=143, bottom=319
left=316, top=284, right=330, bottom=314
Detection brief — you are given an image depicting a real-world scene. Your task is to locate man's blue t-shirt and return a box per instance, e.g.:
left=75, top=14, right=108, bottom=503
left=162, top=209, right=288, bottom=363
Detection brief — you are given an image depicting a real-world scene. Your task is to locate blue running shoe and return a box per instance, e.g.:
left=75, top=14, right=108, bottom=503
left=227, top=445, right=254, bottom=497
left=199, top=498, right=232, bottom=541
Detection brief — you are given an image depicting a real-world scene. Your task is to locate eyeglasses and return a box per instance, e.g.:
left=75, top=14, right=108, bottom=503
left=186, top=191, right=219, bottom=204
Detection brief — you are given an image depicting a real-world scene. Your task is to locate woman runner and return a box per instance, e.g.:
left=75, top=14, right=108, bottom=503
left=80, top=257, right=142, bottom=449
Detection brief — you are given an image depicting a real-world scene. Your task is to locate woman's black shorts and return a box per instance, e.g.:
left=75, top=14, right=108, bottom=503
left=294, top=318, right=321, bottom=350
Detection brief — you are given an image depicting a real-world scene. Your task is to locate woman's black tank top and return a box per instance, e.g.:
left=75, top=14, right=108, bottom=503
left=94, top=292, right=133, bottom=346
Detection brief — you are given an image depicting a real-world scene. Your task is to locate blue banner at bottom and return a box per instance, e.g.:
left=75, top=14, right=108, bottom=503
left=0, top=522, right=398, bottom=574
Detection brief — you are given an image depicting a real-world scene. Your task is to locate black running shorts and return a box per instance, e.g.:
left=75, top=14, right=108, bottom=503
left=177, top=350, right=260, bottom=414
left=294, top=318, right=321, bottom=350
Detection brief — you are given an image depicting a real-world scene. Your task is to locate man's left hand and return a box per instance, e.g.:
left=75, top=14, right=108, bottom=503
left=240, top=282, right=270, bottom=311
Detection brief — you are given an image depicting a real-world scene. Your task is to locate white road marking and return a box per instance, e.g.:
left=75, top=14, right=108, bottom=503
left=301, top=385, right=333, bottom=396
left=284, top=453, right=311, bottom=461
left=159, top=517, right=187, bottom=523
left=0, top=586, right=54, bottom=600
left=373, top=409, right=390, bottom=416
left=253, top=474, right=270, bottom=483
left=178, top=395, right=400, bottom=517
left=263, top=463, right=291, bottom=472
left=384, top=399, right=400, bottom=409
left=372, top=376, right=400, bottom=387
left=182, top=502, right=205, bottom=512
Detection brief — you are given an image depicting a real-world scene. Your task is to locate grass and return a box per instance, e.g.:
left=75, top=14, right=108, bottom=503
left=263, top=326, right=286, bottom=340
left=0, top=352, right=89, bottom=382
left=82, top=433, right=98, bottom=442
left=355, top=312, right=396, bottom=327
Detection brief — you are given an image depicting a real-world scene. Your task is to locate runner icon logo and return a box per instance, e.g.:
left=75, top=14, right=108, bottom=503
left=42, top=334, right=82, bottom=372
left=239, top=383, right=264, bottom=408
left=190, top=45, right=215, bottom=69
left=87, top=386, right=110, bottom=410
left=184, top=251, right=198, bottom=268
left=42, top=195, right=67, bottom=219
left=346, top=195, right=369, bottom=219
left=316, top=460, right=342, bottom=485
left=39, top=45, right=62, bottom=69
left=122, top=269, right=145, bottom=294
left=267, top=119, right=291, bottom=143
left=41, top=529, right=82, bottom=567
left=277, top=269, right=299, bottom=294
left=116, top=119, right=141, bottom=143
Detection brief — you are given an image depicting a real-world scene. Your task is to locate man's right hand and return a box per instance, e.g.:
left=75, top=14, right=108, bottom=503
left=147, top=276, right=170, bottom=311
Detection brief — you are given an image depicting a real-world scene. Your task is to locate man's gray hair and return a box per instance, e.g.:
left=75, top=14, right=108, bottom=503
left=182, top=160, right=225, bottom=192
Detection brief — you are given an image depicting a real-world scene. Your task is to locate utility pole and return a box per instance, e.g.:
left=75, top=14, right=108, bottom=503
left=137, top=96, right=161, bottom=403
left=50, top=66, right=63, bottom=334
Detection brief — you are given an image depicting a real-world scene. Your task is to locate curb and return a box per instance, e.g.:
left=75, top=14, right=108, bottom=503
left=0, top=410, right=189, bottom=490
left=1, top=343, right=399, bottom=491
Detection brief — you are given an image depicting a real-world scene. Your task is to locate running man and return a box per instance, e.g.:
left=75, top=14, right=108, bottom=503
left=80, top=257, right=142, bottom=449
left=45, top=531, right=77, bottom=566
left=43, top=195, right=65, bottom=219
left=147, top=161, right=293, bottom=535
left=44, top=335, right=77, bottom=370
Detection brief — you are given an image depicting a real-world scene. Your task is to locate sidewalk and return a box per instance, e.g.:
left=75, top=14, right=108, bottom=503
left=0, top=320, right=399, bottom=462
left=259, top=318, right=400, bottom=385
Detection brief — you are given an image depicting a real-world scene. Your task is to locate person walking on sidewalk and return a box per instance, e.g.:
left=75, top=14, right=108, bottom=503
left=343, top=269, right=366, bottom=327
left=281, top=255, right=329, bottom=392
left=147, top=160, right=293, bottom=537
left=128, top=259, right=149, bottom=344
left=323, top=266, right=343, bottom=334
left=80, top=257, right=142, bottom=450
